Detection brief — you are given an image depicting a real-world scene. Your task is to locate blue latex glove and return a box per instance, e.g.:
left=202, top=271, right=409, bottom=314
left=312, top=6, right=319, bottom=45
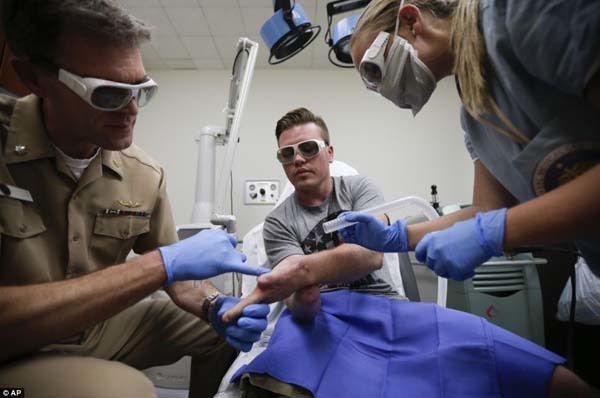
left=158, top=229, right=270, bottom=285
left=210, top=296, right=270, bottom=352
left=338, top=212, right=409, bottom=252
left=415, top=208, right=507, bottom=281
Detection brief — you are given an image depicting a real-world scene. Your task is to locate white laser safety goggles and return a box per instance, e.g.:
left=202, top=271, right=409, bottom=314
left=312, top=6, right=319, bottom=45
left=58, top=68, right=158, bottom=111
left=358, top=31, right=391, bottom=93
left=276, top=139, right=327, bottom=164
left=358, top=0, right=405, bottom=93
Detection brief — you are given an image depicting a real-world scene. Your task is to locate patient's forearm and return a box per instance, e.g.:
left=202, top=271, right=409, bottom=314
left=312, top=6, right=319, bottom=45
left=301, top=244, right=383, bottom=285
left=222, top=247, right=382, bottom=323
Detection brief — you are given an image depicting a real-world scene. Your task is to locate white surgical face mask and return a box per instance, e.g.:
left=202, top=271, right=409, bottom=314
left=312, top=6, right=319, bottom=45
left=358, top=3, right=437, bottom=115
left=379, top=36, right=437, bottom=115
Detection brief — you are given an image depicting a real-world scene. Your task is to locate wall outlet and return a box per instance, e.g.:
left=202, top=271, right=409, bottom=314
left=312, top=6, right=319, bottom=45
left=244, top=180, right=280, bottom=205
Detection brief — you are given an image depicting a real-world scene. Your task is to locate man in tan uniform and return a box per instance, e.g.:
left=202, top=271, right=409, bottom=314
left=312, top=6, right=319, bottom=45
left=0, top=1, right=269, bottom=397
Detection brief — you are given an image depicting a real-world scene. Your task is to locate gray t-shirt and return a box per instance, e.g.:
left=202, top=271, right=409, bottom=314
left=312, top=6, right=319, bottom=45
left=263, top=175, right=397, bottom=296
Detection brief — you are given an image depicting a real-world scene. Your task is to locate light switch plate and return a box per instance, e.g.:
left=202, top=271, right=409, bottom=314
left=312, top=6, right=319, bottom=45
left=244, top=180, right=280, bottom=205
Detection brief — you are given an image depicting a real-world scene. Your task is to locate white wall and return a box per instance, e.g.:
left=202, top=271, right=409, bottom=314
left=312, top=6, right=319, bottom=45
left=134, top=68, right=474, bottom=237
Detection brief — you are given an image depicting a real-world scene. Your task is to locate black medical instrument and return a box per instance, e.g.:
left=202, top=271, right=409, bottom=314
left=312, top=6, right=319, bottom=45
left=324, top=0, right=372, bottom=67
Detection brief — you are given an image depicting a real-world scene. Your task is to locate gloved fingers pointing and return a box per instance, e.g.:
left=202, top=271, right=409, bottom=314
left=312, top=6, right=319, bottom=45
left=224, top=262, right=270, bottom=276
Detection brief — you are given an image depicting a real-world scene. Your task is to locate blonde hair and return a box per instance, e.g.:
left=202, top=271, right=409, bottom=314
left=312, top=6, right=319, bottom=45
left=352, top=0, right=490, bottom=116
left=450, top=0, right=488, bottom=116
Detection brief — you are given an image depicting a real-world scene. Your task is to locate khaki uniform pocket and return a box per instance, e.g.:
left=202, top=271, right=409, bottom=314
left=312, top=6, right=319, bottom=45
left=93, top=214, right=150, bottom=239
left=0, top=196, right=46, bottom=239
left=91, top=214, right=150, bottom=265
left=0, top=196, right=48, bottom=284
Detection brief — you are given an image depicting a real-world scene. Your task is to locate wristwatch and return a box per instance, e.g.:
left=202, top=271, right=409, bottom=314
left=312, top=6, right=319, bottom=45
left=200, top=292, right=221, bottom=324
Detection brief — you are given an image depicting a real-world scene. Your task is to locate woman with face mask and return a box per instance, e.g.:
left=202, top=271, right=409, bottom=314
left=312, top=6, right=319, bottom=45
left=344, top=0, right=600, bottom=285
left=343, top=0, right=600, bottom=279
left=337, top=0, right=600, bottom=391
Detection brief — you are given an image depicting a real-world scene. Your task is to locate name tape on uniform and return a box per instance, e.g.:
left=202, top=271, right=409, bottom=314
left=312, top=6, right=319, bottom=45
left=0, top=184, right=33, bottom=203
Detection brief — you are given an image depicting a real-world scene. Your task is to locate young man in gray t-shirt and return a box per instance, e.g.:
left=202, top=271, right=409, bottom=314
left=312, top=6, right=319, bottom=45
left=263, top=174, right=399, bottom=298
left=227, top=107, right=400, bottom=322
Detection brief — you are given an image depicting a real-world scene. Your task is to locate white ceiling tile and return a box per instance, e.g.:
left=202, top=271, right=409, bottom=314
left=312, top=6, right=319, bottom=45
left=143, top=58, right=167, bottom=70
left=310, top=39, right=332, bottom=62
left=313, top=3, right=330, bottom=27
left=302, top=6, right=317, bottom=20
left=239, top=0, right=270, bottom=6
left=128, top=7, right=178, bottom=37
left=152, top=37, right=190, bottom=58
left=119, top=0, right=161, bottom=7
left=163, top=58, right=198, bottom=69
left=294, top=0, right=318, bottom=9
left=193, top=58, right=226, bottom=69
left=254, top=43, right=271, bottom=67
left=166, top=7, right=211, bottom=35
left=244, top=32, right=265, bottom=46
left=181, top=36, right=220, bottom=59
left=198, top=0, right=238, bottom=6
left=203, top=7, right=245, bottom=36
left=123, top=0, right=351, bottom=71
left=159, top=0, right=199, bottom=6
left=311, top=54, right=341, bottom=69
left=140, top=42, right=161, bottom=60
left=240, top=7, right=272, bottom=37
left=213, top=36, right=244, bottom=66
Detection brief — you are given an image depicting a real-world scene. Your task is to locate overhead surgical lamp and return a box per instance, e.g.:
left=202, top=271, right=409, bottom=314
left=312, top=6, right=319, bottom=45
left=325, top=0, right=372, bottom=68
left=261, top=0, right=321, bottom=65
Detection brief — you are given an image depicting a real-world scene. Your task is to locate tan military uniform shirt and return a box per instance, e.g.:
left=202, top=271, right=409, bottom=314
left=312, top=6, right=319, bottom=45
left=0, top=94, right=177, bottom=285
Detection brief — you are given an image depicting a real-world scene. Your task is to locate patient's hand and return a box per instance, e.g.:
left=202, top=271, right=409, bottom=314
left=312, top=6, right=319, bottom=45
left=285, top=285, right=321, bottom=322
left=222, top=255, right=314, bottom=323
